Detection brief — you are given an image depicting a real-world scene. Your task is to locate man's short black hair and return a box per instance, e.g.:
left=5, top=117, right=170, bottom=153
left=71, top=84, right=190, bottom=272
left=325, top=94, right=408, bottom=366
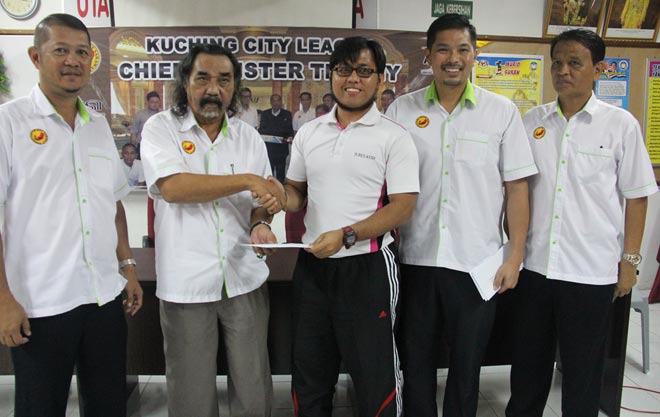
left=146, top=91, right=160, bottom=101
left=122, top=143, right=137, bottom=152
left=171, top=43, right=241, bottom=117
left=426, top=13, right=477, bottom=49
left=381, top=89, right=395, bottom=98
left=551, top=29, right=605, bottom=64
left=329, top=36, right=386, bottom=74
left=34, top=13, right=90, bottom=49
left=299, top=92, right=312, bottom=100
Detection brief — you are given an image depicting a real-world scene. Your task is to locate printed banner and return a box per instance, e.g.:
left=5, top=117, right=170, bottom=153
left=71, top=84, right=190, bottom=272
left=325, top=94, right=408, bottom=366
left=473, top=53, right=543, bottom=115
left=645, top=60, right=660, bottom=165
left=595, top=57, right=630, bottom=109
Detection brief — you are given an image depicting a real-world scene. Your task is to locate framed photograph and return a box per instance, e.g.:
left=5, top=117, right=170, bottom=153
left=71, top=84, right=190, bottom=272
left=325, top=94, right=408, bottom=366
left=544, top=0, right=606, bottom=37
left=603, top=0, right=660, bottom=41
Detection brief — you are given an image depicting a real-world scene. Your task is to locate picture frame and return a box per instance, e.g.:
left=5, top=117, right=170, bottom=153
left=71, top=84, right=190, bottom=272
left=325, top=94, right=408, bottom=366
left=603, top=0, right=660, bottom=41
left=543, top=0, right=606, bottom=37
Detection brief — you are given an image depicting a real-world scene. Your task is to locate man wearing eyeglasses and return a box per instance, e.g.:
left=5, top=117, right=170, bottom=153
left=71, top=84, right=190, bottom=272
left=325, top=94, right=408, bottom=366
left=279, top=36, right=419, bottom=417
left=386, top=14, right=537, bottom=416
left=235, top=87, right=259, bottom=129
left=141, top=44, right=284, bottom=417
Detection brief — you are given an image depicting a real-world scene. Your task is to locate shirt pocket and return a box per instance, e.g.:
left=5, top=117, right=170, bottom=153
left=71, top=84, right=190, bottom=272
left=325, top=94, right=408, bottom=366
left=573, top=146, right=615, bottom=185
left=455, top=131, right=489, bottom=165
left=87, top=146, right=115, bottom=193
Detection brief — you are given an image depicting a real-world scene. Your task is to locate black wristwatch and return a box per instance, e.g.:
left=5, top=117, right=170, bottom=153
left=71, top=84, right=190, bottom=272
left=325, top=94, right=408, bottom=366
left=342, top=226, right=357, bottom=249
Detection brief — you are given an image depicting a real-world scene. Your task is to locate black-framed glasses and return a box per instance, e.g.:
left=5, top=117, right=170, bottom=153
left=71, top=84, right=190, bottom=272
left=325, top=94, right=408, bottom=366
left=332, top=66, right=377, bottom=78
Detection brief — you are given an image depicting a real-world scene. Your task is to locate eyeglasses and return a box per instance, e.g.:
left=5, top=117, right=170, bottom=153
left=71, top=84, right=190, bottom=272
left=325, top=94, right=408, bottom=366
left=332, top=66, right=377, bottom=78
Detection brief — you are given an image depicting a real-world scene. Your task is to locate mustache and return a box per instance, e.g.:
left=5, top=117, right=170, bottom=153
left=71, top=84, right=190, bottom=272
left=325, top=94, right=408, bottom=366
left=200, top=96, right=224, bottom=108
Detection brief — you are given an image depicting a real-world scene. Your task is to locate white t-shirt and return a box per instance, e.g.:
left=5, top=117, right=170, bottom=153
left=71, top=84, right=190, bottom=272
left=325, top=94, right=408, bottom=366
left=292, top=107, right=316, bottom=131
left=235, top=105, right=259, bottom=129
left=141, top=110, right=271, bottom=303
left=523, top=94, right=657, bottom=285
left=122, top=159, right=145, bottom=186
left=387, top=81, right=538, bottom=271
left=287, top=103, right=420, bottom=258
left=0, top=86, right=130, bottom=317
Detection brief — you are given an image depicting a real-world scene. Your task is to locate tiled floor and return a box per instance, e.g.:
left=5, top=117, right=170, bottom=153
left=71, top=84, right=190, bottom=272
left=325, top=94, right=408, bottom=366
left=0, top=298, right=658, bottom=416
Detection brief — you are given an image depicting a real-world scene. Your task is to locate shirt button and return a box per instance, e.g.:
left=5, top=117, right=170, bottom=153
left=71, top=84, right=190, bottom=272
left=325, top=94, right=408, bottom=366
left=554, top=215, right=559, bottom=219
left=222, top=256, right=226, bottom=260
left=88, top=261, right=93, bottom=266
left=441, top=225, right=446, bottom=229
left=85, top=230, right=91, bottom=235
left=552, top=241, right=557, bottom=245
left=220, top=228, right=224, bottom=233
left=443, top=199, right=448, bottom=203
left=444, top=171, right=449, bottom=175
left=82, top=198, right=87, bottom=203
left=446, top=144, right=450, bottom=148
left=557, top=187, right=563, bottom=192
left=78, top=168, right=83, bottom=172
left=561, top=160, right=566, bottom=164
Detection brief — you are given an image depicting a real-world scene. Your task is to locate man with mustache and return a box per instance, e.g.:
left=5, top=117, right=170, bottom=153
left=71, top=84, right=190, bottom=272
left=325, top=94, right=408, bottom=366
left=387, top=14, right=537, bottom=416
left=141, top=43, right=284, bottom=417
left=0, top=13, right=142, bottom=416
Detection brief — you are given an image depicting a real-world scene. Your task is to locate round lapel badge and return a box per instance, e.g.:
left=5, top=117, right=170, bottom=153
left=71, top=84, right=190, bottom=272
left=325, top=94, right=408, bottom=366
left=181, top=141, right=196, bottom=154
left=533, top=126, right=546, bottom=140
left=415, top=116, right=430, bottom=128
left=30, top=129, right=48, bottom=145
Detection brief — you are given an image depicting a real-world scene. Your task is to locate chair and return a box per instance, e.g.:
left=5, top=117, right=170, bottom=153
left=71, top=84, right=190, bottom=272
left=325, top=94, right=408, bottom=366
left=631, top=289, right=650, bottom=374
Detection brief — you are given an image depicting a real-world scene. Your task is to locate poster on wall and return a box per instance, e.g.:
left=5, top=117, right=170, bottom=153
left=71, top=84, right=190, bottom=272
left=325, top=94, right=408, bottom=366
left=472, top=53, right=543, bottom=115
left=595, top=57, right=630, bottom=109
left=543, top=0, right=606, bottom=36
left=645, top=60, right=660, bottom=165
left=83, top=26, right=434, bottom=150
left=603, top=0, right=660, bottom=40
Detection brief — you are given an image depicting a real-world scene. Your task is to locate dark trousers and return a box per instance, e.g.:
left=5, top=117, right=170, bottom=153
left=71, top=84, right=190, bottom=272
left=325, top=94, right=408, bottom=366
left=506, top=269, right=615, bottom=417
left=398, top=265, right=496, bottom=417
left=11, top=297, right=127, bottom=417
left=265, top=142, right=288, bottom=184
left=291, top=245, right=401, bottom=417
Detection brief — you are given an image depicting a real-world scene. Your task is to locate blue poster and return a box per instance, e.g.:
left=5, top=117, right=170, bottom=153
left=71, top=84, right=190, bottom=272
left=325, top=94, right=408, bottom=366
left=595, top=58, right=630, bottom=110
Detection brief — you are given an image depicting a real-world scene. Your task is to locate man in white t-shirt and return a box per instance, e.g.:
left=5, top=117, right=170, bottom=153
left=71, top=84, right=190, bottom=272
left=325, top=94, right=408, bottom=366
left=506, top=29, right=657, bottom=417
left=121, top=143, right=145, bottom=186
left=235, top=87, right=259, bottom=129
left=0, top=14, right=142, bottom=417
left=141, top=43, right=285, bottom=417
left=280, top=36, right=419, bottom=417
left=387, top=14, right=537, bottom=416
left=292, top=91, right=315, bottom=133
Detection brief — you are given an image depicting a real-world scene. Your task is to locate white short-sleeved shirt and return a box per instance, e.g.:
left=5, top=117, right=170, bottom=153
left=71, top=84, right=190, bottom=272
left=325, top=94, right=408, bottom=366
left=387, top=81, right=538, bottom=271
left=235, top=106, right=259, bottom=129
left=523, top=94, right=657, bottom=285
left=287, top=103, right=419, bottom=258
left=292, top=107, right=316, bottom=131
left=122, top=159, right=145, bottom=186
left=141, top=109, right=271, bottom=303
left=0, top=86, right=130, bottom=318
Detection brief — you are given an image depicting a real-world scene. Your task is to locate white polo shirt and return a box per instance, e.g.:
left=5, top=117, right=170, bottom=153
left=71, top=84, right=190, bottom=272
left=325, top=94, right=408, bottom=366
left=523, top=94, right=657, bottom=285
left=287, top=103, right=419, bottom=258
left=122, top=159, right=145, bottom=186
left=235, top=105, right=259, bottom=129
left=387, top=81, right=538, bottom=271
left=141, top=109, right=271, bottom=303
left=0, top=86, right=130, bottom=318
left=292, top=107, right=316, bottom=131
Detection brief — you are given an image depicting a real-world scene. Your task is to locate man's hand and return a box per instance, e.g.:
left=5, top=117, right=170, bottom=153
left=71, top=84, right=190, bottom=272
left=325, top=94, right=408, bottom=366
left=251, top=223, right=278, bottom=258
left=493, top=259, right=521, bottom=294
left=307, top=229, right=344, bottom=259
left=0, top=291, right=30, bottom=347
left=613, top=260, right=637, bottom=300
left=251, top=176, right=286, bottom=215
left=122, top=266, right=143, bottom=316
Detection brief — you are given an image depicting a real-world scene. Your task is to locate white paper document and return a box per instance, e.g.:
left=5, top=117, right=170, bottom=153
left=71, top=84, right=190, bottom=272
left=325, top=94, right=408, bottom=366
left=241, top=243, right=309, bottom=249
left=469, top=242, right=521, bottom=301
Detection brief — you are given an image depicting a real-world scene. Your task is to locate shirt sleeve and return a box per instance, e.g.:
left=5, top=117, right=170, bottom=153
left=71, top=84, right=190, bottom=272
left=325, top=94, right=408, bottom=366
left=286, top=128, right=307, bottom=183
left=499, top=103, right=539, bottom=182
left=617, top=113, right=657, bottom=199
left=141, top=114, right=190, bottom=198
left=385, top=130, right=420, bottom=195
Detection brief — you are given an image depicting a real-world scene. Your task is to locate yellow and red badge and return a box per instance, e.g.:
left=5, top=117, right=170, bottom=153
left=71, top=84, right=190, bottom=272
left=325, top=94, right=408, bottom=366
left=90, top=42, right=101, bottom=74
left=30, top=129, right=48, bottom=145
left=181, top=141, right=196, bottom=154
left=415, top=116, right=430, bottom=128
left=533, top=126, right=546, bottom=140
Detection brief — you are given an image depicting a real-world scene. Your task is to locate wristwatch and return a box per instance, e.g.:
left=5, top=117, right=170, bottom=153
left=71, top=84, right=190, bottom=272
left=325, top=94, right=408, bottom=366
left=118, top=258, right=137, bottom=270
left=622, top=253, right=642, bottom=267
left=342, top=226, right=357, bottom=249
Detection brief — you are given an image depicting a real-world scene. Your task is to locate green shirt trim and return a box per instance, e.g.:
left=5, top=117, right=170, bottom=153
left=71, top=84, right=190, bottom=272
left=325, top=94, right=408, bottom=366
left=426, top=80, right=476, bottom=108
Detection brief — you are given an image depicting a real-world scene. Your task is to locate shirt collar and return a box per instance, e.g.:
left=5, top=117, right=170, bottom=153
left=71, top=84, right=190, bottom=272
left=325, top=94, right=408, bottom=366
left=179, top=109, right=229, bottom=139
left=31, top=84, right=90, bottom=123
left=326, top=102, right=381, bottom=128
left=547, top=91, right=598, bottom=120
left=425, top=80, right=476, bottom=108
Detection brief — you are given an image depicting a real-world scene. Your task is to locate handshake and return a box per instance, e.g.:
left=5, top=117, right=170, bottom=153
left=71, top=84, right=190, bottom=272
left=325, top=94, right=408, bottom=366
left=250, top=175, right=287, bottom=215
